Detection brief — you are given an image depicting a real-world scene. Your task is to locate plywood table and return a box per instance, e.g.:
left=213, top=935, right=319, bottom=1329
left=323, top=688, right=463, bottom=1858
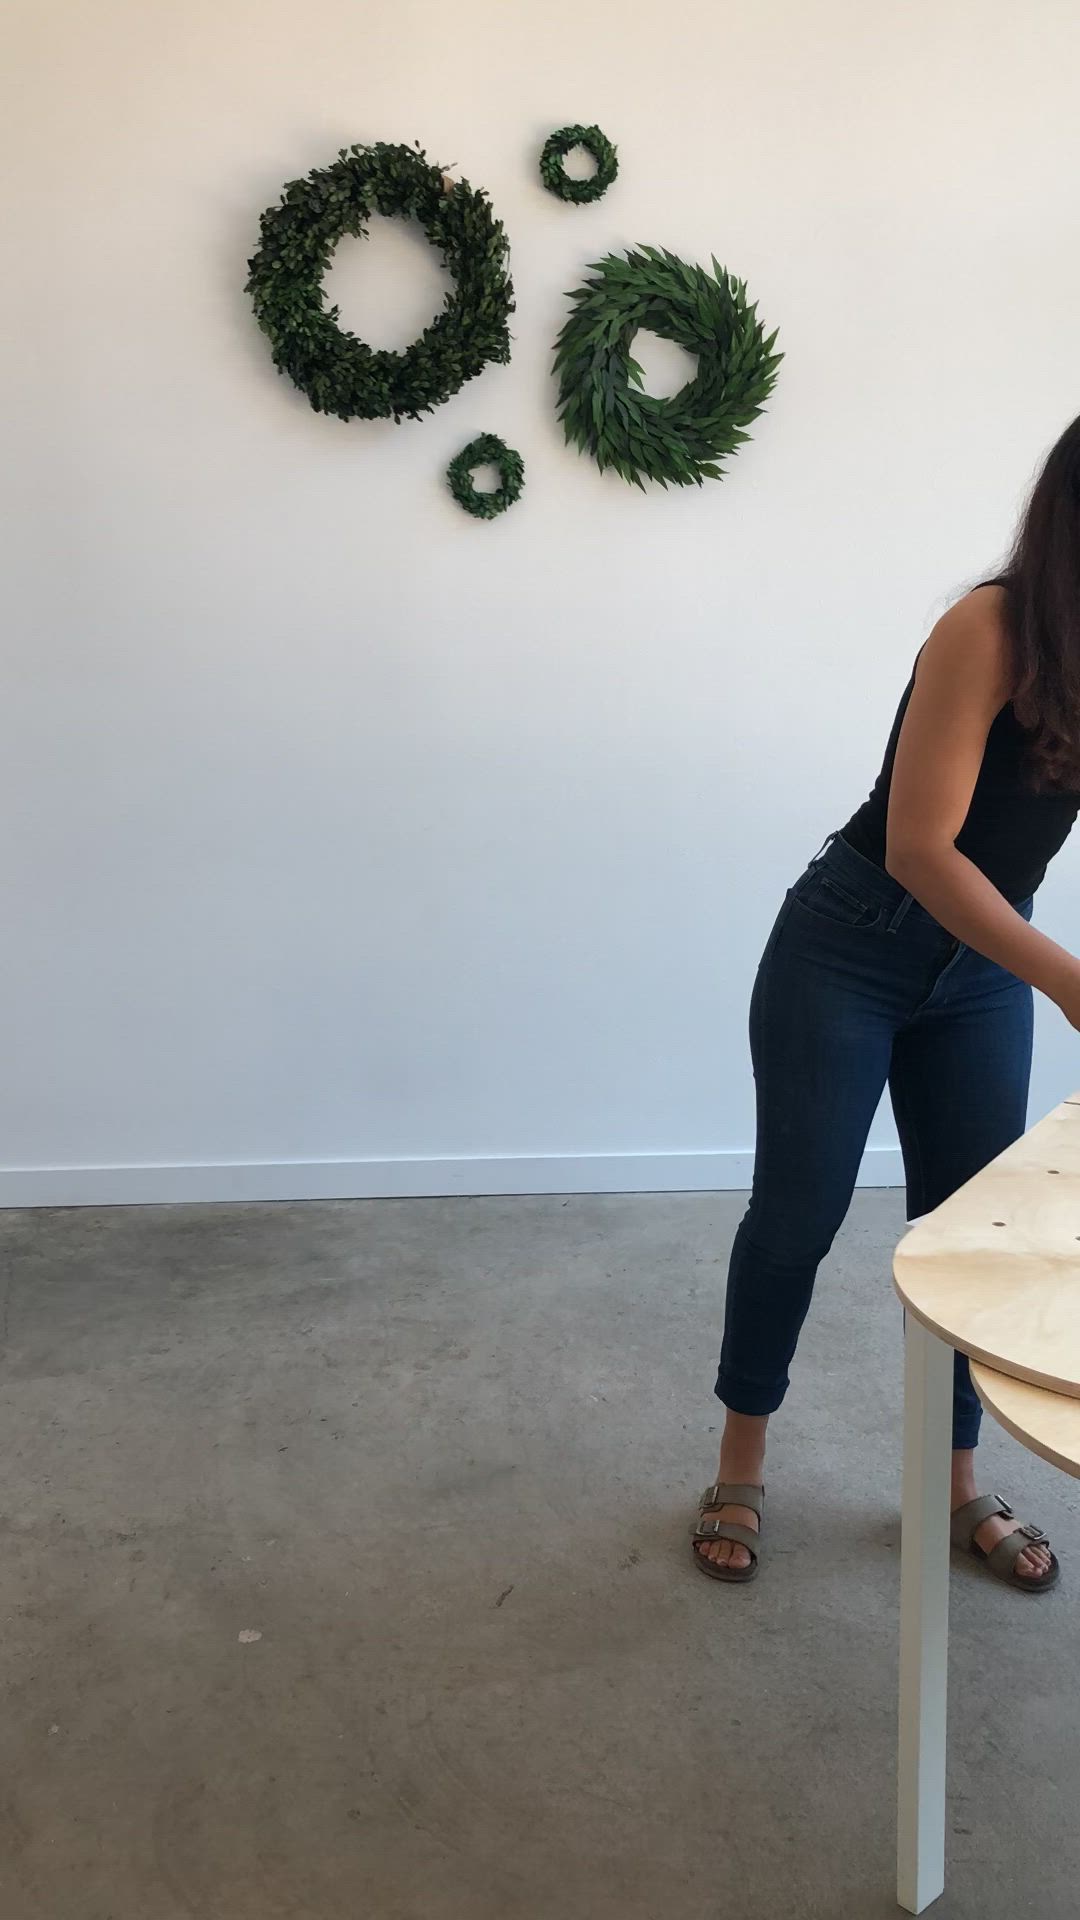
left=893, top=1096, right=1080, bottom=1913
left=970, top=1362, right=1080, bottom=1479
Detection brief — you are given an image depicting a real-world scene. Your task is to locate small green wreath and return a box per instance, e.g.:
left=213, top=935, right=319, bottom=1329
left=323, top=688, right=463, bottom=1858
left=554, top=246, right=782, bottom=488
left=447, top=434, right=524, bottom=519
left=246, top=141, right=514, bottom=423
left=540, top=125, right=618, bottom=204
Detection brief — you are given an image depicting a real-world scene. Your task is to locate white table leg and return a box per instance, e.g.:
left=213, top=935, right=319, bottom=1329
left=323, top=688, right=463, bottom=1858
left=897, top=1315, right=953, bottom=1913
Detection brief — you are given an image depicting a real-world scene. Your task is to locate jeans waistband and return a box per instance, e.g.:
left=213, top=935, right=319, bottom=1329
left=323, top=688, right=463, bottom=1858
left=812, top=831, right=1035, bottom=931
left=811, top=832, right=922, bottom=930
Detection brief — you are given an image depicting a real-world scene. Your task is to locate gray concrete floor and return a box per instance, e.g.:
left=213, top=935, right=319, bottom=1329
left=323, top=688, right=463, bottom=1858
left=0, top=1190, right=1077, bottom=1920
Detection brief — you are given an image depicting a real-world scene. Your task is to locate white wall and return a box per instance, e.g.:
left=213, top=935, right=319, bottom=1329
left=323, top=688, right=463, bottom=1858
left=4, top=0, right=1080, bottom=1204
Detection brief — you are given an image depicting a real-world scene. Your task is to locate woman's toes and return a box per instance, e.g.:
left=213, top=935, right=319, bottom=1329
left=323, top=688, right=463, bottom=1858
left=694, top=1534, right=750, bottom=1571
left=694, top=1498, right=760, bottom=1573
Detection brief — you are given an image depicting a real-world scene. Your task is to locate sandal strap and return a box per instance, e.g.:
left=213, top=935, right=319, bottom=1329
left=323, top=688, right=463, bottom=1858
left=700, top=1483, right=764, bottom=1519
left=691, top=1518, right=760, bottom=1557
left=950, top=1492, right=1013, bottom=1549
left=986, top=1525, right=1050, bottom=1578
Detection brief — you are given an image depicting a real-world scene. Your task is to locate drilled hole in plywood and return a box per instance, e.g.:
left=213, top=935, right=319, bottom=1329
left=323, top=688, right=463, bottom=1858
left=992, top=1221, right=1006, bottom=1228
left=1048, top=1168, right=1061, bottom=1174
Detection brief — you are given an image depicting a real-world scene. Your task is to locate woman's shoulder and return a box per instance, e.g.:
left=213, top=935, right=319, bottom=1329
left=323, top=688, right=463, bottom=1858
left=918, top=584, right=1017, bottom=703
left=958, top=578, right=1015, bottom=617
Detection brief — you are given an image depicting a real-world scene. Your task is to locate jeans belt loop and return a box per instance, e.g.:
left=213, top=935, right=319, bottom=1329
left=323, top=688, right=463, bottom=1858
left=886, top=890, right=914, bottom=934
left=810, top=830, right=838, bottom=870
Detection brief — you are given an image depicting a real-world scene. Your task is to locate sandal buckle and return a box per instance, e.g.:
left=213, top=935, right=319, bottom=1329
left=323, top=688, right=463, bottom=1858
left=993, top=1493, right=1015, bottom=1520
left=1018, top=1522, right=1046, bottom=1544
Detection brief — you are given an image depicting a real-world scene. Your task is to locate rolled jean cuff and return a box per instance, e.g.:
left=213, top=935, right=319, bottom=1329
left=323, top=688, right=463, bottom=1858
left=714, top=1366, right=788, bottom=1418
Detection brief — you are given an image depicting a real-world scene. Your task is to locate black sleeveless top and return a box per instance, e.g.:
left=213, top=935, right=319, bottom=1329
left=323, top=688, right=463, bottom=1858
left=842, top=599, right=1080, bottom=903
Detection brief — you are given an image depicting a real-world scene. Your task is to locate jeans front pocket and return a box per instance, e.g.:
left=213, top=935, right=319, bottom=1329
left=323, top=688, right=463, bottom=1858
left=791, top=867, right=885, bottom=932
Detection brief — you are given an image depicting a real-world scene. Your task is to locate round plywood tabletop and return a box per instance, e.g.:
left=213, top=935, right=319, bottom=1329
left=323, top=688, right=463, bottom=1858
left=893, top=1097, right=1080, bottom=1400
left=971, top=1362, right=1080, bottom=1479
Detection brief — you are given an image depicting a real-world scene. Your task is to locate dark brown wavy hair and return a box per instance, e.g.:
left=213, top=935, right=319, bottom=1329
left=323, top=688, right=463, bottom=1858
left=1001, top=411, right=1080, bottom=790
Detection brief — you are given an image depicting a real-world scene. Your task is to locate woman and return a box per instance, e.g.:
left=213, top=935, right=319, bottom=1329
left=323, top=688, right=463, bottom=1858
left=695, top=413, right=1080, bottom=1591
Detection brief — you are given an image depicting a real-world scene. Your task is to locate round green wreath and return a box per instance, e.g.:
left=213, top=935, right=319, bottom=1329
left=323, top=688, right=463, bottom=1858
left=245, top=141, right=514, bottom=423
left=539, top=125, right=618, bottom=204
left=553, top=246, right=782, bottom=488
left=447, top=434, right=524, bottom=519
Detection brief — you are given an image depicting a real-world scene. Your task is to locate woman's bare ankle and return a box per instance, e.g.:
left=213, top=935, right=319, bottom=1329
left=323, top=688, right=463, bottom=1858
left=950, top=1446, right=978, bottom=1510
left=716, top=1409, right=769, bottom=1489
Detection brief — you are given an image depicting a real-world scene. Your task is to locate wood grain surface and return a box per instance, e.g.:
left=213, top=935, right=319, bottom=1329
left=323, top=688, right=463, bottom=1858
left=894, top=1097, right=1080, bottom=1398
left=970, top=1361, right=1080, bottom=1478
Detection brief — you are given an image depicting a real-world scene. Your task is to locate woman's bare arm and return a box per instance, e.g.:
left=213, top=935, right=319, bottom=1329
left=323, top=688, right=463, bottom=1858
left=884, top=586, right=1080, bottom=1026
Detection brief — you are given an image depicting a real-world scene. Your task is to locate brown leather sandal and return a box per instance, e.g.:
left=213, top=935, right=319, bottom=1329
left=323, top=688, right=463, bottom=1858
left=690, top=1483, right=764, bottom=1584
left=950, top=1493, right=1060, bottom=1593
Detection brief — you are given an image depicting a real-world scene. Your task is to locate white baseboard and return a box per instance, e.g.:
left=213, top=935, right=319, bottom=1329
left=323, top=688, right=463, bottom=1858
left=0, top=1146, right=905, bottom=1210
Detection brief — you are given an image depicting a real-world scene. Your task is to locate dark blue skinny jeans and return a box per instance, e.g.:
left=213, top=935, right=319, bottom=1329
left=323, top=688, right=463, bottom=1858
left=716, top=833, right=1034, bottom=1450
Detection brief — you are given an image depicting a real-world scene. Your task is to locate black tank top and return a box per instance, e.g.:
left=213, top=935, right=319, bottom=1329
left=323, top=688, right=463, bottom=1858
left=842, top=598, right=1080, bottom=903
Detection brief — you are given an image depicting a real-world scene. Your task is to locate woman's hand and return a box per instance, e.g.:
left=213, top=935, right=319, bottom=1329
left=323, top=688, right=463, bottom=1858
left=1048, top=957, right=1080, bottom=1033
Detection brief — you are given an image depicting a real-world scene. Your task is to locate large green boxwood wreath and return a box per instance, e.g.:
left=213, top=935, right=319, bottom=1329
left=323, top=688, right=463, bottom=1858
left=554, top=247, right=782, bottom=488
left=245, top=141, right=514, bottom=423
left=539, top=124, right=618, bottom=204
left=447, top=433, right=524, bottom=519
